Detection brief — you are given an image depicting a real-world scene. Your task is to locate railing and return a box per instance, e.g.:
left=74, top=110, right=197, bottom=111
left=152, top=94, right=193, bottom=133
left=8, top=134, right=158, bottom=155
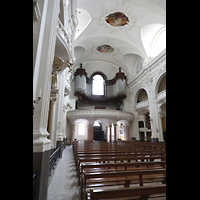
left=135, top=100, right=149, bottom=111
left=156, top=89, right=166, bottom=103
left=33, top=172, right=37, bottom=200
left=57, top=18, right=72, bottom=51
left=66, top=109, right=134, bottom=121
left=49, top=147, right=60, bottom=176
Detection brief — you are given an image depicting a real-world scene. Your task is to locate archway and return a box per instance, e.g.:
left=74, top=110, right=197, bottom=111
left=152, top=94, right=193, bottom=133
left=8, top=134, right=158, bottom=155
left=155, top=72, right=166, bottom=95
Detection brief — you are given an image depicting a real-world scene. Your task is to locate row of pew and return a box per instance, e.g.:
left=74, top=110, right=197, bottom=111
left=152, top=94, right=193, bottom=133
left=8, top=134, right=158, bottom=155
left=73, top=140, right=166, bottom=200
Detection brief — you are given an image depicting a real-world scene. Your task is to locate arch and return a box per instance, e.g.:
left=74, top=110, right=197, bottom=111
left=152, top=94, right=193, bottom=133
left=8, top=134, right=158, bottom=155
left=135, top=87, right=149, bottom=104
left=91, top=72, right=107, bottom=96
left=154, top=71, right=166, bottom=95
left=74, top=119, right=89, bottom=140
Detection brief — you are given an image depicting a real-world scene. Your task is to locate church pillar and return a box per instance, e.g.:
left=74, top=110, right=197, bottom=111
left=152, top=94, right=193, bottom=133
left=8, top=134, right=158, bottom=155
left=126, top=124, right=130, bottom=141
left=106, top=125, right=109, bottom=142
left=113, top=123, right=117, bottom=142
left=88, top=122, right=94, bottom=141
left=33, top=0, right=60, bottom=200
left=143, top=118, right=147, bottom=141
left=70, top=124, right=75, bottom=142
left=158, top=109, right=164, bottom=142
left=149, top=96, right=159, bottom=142
left=109, top=124, right=112, bottom=142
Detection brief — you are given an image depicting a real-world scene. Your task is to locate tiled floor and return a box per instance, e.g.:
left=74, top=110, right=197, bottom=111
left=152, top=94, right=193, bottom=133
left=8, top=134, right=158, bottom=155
left=47, top=145, right=81, bottom=200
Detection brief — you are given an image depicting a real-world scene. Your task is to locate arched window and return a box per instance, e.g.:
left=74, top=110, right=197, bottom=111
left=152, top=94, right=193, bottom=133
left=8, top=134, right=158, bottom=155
left=92, top=75, right=104, bottom=95
left=91, top=72, right=106, bottom=96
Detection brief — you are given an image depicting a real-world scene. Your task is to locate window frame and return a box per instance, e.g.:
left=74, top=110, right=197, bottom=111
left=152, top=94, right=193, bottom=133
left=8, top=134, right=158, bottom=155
left=78, top=122, right=86, bottom=136
left=91, top=71, right=107, bottom=98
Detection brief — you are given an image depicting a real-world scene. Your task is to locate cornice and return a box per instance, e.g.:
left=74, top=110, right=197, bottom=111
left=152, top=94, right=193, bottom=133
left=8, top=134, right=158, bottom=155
left=127, top=49, right=166, bottom=86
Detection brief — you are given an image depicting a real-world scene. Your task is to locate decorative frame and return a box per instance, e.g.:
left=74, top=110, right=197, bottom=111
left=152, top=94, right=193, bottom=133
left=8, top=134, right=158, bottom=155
left=98, top=0, right=137, bottom=33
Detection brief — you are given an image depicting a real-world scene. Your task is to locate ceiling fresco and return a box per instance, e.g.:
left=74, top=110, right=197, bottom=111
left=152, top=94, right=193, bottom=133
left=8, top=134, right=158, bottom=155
left=96, top=45, right=114, bottom=53
left=105, top=12, right=129, bottom=27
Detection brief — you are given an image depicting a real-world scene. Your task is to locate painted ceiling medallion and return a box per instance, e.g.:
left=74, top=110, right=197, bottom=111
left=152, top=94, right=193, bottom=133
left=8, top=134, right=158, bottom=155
left=105, top=12, right=129, bottom=27
left=96, top=45, right=114, bottom=53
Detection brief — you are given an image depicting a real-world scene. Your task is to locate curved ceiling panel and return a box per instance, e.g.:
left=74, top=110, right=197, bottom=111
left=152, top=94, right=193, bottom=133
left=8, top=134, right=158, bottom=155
left=75, top=8, right=92, bottom=40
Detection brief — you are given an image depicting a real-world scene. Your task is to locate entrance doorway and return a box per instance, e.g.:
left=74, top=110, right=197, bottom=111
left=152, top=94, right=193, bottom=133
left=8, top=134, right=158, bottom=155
left=93, top=123, right=104, bottom=141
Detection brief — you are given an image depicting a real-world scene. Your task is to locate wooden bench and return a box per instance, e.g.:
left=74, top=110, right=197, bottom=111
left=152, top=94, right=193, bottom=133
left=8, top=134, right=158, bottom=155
left=81, top=169, right=166, bottom=199
left=89, top=184, right=166, bottom=200
left=79, top=161, right=166, bottom=185
left=77, top=155, right=166, bottom=177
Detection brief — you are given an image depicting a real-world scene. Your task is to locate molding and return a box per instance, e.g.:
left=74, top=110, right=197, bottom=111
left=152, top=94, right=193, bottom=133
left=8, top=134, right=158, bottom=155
left=98, top=1, right=137, bottom=33
left=33, top=129, right=51, bottom=152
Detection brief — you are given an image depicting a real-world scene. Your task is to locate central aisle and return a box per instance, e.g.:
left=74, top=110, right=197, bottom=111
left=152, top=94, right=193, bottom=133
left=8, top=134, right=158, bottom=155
left=47, top=145, right=81, bottom=200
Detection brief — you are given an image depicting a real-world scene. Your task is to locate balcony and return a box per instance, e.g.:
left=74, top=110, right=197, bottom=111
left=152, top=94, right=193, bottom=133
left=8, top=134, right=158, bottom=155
left=156, top=89, right=166, bottom=105
left=135, top=100, right=149, bottom=111
left=66, top=109, right=135, bottom=122
left=57, top=19, right=72, bottom=53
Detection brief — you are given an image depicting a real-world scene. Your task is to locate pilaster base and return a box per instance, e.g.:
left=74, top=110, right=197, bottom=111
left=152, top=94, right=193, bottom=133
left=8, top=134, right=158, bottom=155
left=33, top=149, right=51, bottom=200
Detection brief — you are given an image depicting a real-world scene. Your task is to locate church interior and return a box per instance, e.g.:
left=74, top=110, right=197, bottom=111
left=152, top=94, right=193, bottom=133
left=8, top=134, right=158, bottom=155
left=33, top=0, right=166, bottom=199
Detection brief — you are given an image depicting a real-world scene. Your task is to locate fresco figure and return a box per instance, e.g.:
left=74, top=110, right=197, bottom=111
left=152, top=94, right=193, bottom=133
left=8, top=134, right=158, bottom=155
left=106, top=12, right=129, bottom=27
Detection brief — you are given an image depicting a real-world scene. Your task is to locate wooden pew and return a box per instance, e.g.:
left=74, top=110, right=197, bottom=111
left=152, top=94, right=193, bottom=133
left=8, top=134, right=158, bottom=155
left=89, top=184, right=166, bottom=200
left=81, top=169, right=166, bottom=199
left=77, top=155, right=166, bottom=178
left=79, top=161, right=166, bottom=185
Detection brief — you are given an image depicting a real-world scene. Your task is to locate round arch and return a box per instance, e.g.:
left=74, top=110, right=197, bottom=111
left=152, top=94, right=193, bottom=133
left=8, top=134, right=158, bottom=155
left=154, top=71, right=166, bottom=95
left=134, top=87, right=149, bottom=105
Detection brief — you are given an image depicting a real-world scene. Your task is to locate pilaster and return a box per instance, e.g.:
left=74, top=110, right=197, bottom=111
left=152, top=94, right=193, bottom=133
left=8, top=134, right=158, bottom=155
left=33, top=1, right=60, bottom=200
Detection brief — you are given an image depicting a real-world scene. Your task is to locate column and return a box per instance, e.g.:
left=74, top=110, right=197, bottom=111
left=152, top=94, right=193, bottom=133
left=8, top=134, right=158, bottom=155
left=143, top=118, right=147, bottom=141
left=126, top=124, right=130, bottom=141
left=88, top=121, right=94, bottom=141
left=106, top=125, right=109, bottom=142
left=113, top=123, right=117, bottom=142
left=109, top=124, right=112, bottom=142
left=70, top=123, right=75, bottom=143
left=33, top=1, right=60, bottom=200
left=149, top=95, right=159, bottom=142
left=158, top=109, right=164, bottom=142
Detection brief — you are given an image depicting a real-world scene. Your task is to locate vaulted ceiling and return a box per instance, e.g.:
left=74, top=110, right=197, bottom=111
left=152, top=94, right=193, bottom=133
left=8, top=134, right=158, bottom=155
left=74, top=0, right=166, bottom=80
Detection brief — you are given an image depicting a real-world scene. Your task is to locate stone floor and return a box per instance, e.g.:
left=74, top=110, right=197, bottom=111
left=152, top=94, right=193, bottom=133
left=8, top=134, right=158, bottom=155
left=47, top=145, right=81, bottom=200
left=47, top=145, right=165, bottom=200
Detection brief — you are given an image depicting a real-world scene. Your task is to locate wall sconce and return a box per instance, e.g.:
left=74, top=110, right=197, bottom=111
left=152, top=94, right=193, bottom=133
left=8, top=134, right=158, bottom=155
left=33, top=89, right=42, bottom=117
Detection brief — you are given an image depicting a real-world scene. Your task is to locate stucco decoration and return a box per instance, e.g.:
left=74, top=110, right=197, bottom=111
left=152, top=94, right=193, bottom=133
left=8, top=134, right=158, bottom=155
left=96, top=45, right=114, bottom=53
left=105, top=12, right=129, bottom=27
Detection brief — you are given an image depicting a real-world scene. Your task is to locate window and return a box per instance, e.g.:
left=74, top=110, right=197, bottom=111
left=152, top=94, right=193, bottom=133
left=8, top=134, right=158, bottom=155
left=92, top=74, right=104, bottom=95
left=78, top=122, right=85, bottom=135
